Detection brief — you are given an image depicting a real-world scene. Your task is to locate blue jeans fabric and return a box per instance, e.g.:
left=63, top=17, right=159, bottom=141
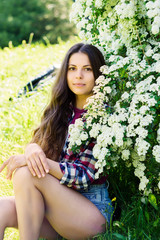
left=78, top=183, right=113, bottom=223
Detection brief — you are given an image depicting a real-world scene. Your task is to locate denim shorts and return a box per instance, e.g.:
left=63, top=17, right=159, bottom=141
left=78, top=183, right=113, bottom=224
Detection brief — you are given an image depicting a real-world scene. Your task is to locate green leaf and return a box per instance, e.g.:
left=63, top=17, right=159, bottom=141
left=112, top=233, right=126, bottom=239
left=145, top=210, right=150, bottom=223
left=148, top=194, right=158, bottom=210
left=153, top=218, right=160, bottom=227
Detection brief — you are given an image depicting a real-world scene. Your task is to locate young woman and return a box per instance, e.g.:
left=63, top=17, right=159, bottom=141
left=0, top=43, right=113, bottom=240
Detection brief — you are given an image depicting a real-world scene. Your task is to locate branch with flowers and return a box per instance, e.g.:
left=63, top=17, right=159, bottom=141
left=69, top=0, right=160, bottom=199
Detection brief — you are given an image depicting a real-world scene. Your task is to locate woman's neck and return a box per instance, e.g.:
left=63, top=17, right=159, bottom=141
left=75, top=95, right=92, bottom=109
left=75, top=102, right=84, bottom=110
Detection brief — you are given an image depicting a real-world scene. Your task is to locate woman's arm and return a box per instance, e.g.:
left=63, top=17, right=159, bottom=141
left=47, top=159, right=63, bottom=180
left=0, top=144, right=62, bottom=180
left=25, top=143, right=50, bottom=178
left=59, top=140, right=97, bottom=190
left=0, top=154, right=27, bottom=180
left=24, top=142, right=97, bottom=190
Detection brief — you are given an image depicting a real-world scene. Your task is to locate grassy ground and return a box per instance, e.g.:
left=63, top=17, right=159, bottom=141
left=0, top=39, right=159, bottom=240
left=0, top=38, right=79, bottom=239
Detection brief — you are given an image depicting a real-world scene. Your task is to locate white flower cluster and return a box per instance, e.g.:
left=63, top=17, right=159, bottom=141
left=115, top=0, right=137, bottom=19
left=95, top=0, right=104, bottom=8
left=70, top=0, right=160, bottom=195
left=68, top=119, right=86, bottom=146
left=153, top=145, right=160, bottom=163
left=146, top=0, right=160, bottom=35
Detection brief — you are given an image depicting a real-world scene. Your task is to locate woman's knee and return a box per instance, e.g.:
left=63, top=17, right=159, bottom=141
left=0, top=196, right=17, bottom=228
left=13, top=166, right=33, bottom=191
left=89, top=214, right=106, bottom=237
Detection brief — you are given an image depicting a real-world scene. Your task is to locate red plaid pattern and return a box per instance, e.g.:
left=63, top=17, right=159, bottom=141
left=59, top=139, right=97, bottom=190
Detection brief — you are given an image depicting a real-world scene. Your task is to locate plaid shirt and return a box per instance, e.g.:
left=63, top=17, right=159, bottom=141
left=59, top=139, right=97, bottom=190
left=59, top=108, right=97, bottom=190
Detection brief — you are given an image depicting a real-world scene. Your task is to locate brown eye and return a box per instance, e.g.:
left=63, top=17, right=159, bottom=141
left=68, top=66, right=76, bottom=71
left=85, top=67, right=92, bottom=71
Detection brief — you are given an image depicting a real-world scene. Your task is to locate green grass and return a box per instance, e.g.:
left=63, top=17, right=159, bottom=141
left=0, top=38, right=79, bottom=239
left=0, top=39, right=160, bottom=240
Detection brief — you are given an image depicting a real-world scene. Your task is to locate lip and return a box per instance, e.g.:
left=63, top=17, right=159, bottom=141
left=73, top=83, right=85, bottom=86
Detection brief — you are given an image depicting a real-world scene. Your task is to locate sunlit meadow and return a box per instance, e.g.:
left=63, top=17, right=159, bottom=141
left=0, top=39, right=79, bottom=239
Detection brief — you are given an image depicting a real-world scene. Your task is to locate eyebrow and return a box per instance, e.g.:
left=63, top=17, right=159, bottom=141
left=68, top=64, right=92, bottom=67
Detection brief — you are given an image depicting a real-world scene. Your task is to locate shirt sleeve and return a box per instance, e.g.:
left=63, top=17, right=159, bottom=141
left=59, top=141, right=97, bottom=190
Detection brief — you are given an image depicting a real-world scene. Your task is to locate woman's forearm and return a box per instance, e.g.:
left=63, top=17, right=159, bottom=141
left=47, top=158, right=63, bottom=180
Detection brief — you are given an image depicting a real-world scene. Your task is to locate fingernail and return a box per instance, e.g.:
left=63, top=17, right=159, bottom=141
left=46, top=169, right=49, bottom=173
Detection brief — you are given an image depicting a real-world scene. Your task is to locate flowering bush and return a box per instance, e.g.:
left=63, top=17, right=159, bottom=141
left=69, top=0, right=160, bottom=198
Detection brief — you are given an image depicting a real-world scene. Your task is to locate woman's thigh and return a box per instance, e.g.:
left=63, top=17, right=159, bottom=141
left=0, top=196, right=59, bottom=239
left=33, top=173, right=106, bottom=240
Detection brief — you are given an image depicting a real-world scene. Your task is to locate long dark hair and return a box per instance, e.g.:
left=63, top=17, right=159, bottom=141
left=31, top=43, right=106, bottom=160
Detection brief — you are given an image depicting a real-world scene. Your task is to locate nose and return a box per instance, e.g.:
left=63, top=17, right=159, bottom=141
left=76, top=69, right=83, bottom=79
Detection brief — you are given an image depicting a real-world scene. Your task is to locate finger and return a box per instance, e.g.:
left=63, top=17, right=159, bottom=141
left=6, top=163, right=14, bottom=179
left=29, top=157, right=43, bottom=178
left=27, top=160, right=37, bottom=177
left=0, top=159, right=10, bottom=173
left=34, top=154, right=47, bottom=177
left=6, top=164, right=16, bottom=180
left=6, top=170, right=13, bottom=180
left=6, top=156, right=20, bottom=179
left=6, top=169, right=12, bottom=179
left=38, top=152, right=49, bottom=173
left=6, top=158, right=17, bottom=179
left=30, top=153, right=46, bottom=177
left=6, top=164, right=14, bottom=179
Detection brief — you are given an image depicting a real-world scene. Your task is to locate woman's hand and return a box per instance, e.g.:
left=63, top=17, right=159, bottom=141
left=25, top=143, right=49, bottom=178
left=0, top=154, right=26, bottom=180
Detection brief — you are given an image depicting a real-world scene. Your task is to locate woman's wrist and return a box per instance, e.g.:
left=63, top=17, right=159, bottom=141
left=25, top=143, right=38, bottom=153
left=47, top=159, right=63, bottom=180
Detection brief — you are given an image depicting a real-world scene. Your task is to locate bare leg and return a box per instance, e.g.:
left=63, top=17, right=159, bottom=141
left=0, top=196, right=17, bottom=240
left=0, top=196, right=60, bottom=240
left=13, top=171, right=45, bottom=240
left=13, top=167, right=106, bottom=240
left=13, top=170, right=60, bottom=240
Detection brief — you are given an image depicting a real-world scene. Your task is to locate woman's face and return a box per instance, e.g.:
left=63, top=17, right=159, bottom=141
left=67, top=52, right=95, bottom=102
